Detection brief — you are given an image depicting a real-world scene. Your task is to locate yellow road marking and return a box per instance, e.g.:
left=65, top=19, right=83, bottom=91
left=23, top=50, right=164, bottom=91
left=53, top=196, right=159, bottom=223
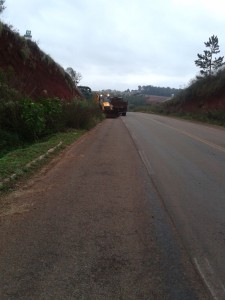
left=145, top=116, right=225, bottom=154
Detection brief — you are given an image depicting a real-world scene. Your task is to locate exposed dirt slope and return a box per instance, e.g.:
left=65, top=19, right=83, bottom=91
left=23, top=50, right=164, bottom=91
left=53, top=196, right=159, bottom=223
left=145, top=95, right=170, bottom=103
left=182, top=94, right=225, bottom=112
left=0, top=24, right=81, bottom=100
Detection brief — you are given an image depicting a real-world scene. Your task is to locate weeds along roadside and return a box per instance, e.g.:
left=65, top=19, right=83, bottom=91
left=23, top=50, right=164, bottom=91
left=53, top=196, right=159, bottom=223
left=132, top=103, right=225, bottom=127
left=127, top=68, right=225, bottom=127
left=0, top=80, right=104, bottom=191
left=0, top=90, right=104, bottom=152
left=0, top=23, right=104, bottom=191
left=0, top=129, right=87, bottom=192
left=0, top=99, right=104, bottom=191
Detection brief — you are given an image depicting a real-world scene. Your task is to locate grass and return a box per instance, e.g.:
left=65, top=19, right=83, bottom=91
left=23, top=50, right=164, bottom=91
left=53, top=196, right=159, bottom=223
left=0, top=129, right=86, bottom=189
left=172, top=111, right=225, bottom=127
left=133, top=103, right=225, bottom=127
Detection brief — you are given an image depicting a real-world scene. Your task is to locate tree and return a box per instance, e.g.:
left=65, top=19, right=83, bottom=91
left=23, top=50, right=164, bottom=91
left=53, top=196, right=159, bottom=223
left=65, top=67, right=82, bottom=87
left=195, top=35, right=224, bottom=77
left=0, top=0, right=5, bottom=13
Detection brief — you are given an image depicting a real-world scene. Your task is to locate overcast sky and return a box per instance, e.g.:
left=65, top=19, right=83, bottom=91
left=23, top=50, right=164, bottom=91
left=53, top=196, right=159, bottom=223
left=2, top=0, right=225, bottom=91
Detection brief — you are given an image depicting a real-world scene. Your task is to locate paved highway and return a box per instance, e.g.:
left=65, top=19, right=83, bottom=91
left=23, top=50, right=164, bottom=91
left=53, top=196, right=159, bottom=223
left=123, top=112, right=225, bottom=300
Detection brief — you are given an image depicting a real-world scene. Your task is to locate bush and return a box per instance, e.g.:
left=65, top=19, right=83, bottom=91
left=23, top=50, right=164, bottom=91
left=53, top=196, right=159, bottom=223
left=40, top=97, right=63, bottom=133
left=0, top=71, right=21, bottom=134
left=173, top=68, right=225, bottom=105
left=19, top=97, right=65, bottom=140
left=0, top=95, right=104, bottom=147
left=0, top=129, right=21, bottom=155
left=63, top=100, right=104, bottom=130
left=0, top=64, right=104, bottom=151
left=20, top=98, right=46, bottom=139
left=206, top=110, right=225, bottom=125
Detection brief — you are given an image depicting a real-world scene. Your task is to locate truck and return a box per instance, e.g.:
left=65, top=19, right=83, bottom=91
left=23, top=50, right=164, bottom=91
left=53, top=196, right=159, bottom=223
left=95, top=93, right=128, bottom=117
left=109, top=96, right=128, bottom=116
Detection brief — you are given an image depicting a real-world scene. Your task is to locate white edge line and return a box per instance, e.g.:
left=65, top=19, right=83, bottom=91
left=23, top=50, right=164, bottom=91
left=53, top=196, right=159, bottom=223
left=138, top=150, right=154, bottom=176
left=194, top=258, right=219, bottom=300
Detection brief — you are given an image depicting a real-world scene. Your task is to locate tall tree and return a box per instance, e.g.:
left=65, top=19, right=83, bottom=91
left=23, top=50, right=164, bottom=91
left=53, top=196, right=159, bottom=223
left=195, top=35, right=224, bottom=77
left=0, top=0, right=5, bottom=13
left=65, top=67, right=82, bottom=87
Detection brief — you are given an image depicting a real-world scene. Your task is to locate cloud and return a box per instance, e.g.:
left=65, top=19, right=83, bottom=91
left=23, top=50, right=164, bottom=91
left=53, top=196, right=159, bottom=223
left=2, top=0, right=225, bottom=90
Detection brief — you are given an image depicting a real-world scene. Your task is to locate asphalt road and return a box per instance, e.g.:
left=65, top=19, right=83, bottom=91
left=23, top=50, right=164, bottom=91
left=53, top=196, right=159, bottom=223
left=123, top=112, right=225, bottom=300
left=1, top=114, right=221, bottom=299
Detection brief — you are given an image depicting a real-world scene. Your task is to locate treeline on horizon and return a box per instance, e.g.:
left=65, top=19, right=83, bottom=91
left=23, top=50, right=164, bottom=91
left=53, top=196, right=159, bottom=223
left=137, top=85, right=182, bottom=97
left=100, top=85, right=182, bottom=98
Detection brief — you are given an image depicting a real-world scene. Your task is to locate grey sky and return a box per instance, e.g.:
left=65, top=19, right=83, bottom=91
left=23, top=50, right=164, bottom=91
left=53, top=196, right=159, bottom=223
left=2, top=0, right=225, bottom=91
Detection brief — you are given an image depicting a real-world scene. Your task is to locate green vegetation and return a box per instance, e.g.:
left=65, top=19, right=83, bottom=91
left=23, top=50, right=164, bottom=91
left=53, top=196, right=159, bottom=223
left=125, top=95, right=147, bottom=112
left=0, top=18, right=104, bottom=190
left=0, top=67, right=104, bottom=150
left=65, top=67, right=82, bottom=87
left=0, top=19, right=104, bottom=189
left=127, top=36, right=225, bottom=127
left=0, top=20, right=75, bottom=95
left=131, top=101, right=225, bottom=127
left=1, top=17, right=224, bottom=192
left=137, top=85, right=181, bottom=97
left=0, top=129, right=85, bottom=189
left=195, top=35, right=224, bottom=77
left=20, top=43, right=31, bottom=61
left=126, top=66, right=225, bottom=127
left=172, top=69, right=225, bottom=104
left=0, top=66, right=103, bottom=188
left=0, top=0, right=5, bottom=14
left=0, top=68, right=103, bottom=190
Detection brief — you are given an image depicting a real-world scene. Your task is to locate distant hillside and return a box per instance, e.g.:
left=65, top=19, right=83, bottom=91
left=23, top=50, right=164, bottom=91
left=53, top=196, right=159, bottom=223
left=0, top=23, right=81, bottom=100
left=145, top=95, right=170, bottom=103
left=137, top=85, right=181, bottom=97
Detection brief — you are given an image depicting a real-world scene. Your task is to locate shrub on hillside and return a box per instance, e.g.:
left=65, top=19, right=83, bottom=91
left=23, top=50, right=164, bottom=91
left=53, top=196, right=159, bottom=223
left=0, top=72, right=21, bottom=134
left=1, top=64, right=104, bottom=148
left=40, top=97, right=63, bottom=134
left=20, top=98, right=46, bottom=139
left=19, top=97, right=65, bottom=140
left=1, top=95, right=103, bottom=146
left=0, top=129, right=20, bottom=154
left=63, top=100, right=104, bottom=130
left=173, top=67, right=225, bottom=105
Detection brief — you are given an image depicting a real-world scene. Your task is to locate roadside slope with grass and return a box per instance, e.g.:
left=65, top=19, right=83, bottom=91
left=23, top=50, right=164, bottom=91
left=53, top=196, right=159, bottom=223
left=0, top=129, right=86, bottom=190
left=128, top=69, right=225, bottom=126
left=0, top=20, right=104, bottom=191
left=0, top=22, right=81, bottom=100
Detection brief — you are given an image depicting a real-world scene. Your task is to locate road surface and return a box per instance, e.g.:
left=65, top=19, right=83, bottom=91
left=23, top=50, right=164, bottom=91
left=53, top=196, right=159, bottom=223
left=123, top=112, right=225, bottom=300
left=1, top=112, right=223, bottom=299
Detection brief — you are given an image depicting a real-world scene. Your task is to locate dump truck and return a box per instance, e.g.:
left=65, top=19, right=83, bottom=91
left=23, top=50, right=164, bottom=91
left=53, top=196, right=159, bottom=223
left=95, top=93, right=128, bottom=117
left=109, top=96, right=128, bottom=116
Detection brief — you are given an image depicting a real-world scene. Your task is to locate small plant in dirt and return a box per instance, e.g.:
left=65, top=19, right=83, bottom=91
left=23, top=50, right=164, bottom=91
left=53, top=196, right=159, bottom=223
left=20, top=43, right=31, bottom=61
